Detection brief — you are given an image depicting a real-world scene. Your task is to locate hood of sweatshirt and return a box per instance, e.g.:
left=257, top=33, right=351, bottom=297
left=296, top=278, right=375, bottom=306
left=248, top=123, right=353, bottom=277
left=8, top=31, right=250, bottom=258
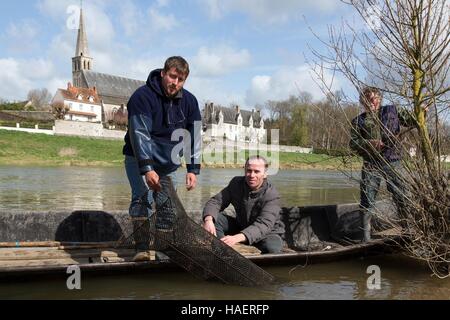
left=146, top=69, right=183, bottom=99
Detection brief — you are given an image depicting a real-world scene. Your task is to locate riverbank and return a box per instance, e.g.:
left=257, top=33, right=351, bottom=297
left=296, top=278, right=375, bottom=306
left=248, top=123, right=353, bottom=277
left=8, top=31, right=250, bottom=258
left=0, top=129, right=358, bottom=170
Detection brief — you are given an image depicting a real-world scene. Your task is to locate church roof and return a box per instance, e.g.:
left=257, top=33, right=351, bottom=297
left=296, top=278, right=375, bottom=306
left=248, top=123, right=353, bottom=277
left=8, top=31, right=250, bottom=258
left=57, top=84, right=101, bottom=105
left=203, top=105, right=263, bottom=128
left=82, top=70, right=145, bottom=106
left=240, top=109, right=262, bottom=127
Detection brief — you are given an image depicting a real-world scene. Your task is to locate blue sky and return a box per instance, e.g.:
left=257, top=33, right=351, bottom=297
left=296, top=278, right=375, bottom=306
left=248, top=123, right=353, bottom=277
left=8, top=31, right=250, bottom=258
left=0, top=0, right=364, bottom=109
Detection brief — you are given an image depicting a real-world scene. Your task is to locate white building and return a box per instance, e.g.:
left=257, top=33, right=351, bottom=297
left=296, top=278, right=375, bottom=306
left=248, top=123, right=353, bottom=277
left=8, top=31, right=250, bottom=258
left=202, top=103, right=266, bottom=143
left=52, top=83, right=102, bottom=123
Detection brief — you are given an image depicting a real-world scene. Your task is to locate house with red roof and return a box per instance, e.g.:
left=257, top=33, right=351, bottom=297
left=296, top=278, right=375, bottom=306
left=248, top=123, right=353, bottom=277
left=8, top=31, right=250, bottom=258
left=51, top=83, right=102, bottom=123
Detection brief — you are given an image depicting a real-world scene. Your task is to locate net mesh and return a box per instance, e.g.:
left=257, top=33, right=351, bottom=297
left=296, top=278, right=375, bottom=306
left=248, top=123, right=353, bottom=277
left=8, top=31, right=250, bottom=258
left=116, top=176, right=274, bottom=287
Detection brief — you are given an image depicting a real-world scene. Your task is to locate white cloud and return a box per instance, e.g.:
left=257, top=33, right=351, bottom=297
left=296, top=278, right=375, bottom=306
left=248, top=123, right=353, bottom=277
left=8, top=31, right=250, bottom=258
left=193, top=45, right=251, bottom=77
left=128, top=57, right=166, bottom=80
left=0, top=59, right=32, bottom=100
left=156, top=0, right=171, bottom=8
left=119, top=0, right=141, bottom=36
left=199, top=0, right=340, bottom=23
left=3, top=20, right=41, bottom=53
left=0, top=58, right=60, bottom=101
left=6, top=20, right=39, bottom=39
left=186, top=76, right=246, bottom=109
left=37, top=0, right=74, bottom=18
left=148, top=8, right=179, bottom=32
left=199, top=0, right=226, bottom=20
left=245, top=64, right=339, bottom=105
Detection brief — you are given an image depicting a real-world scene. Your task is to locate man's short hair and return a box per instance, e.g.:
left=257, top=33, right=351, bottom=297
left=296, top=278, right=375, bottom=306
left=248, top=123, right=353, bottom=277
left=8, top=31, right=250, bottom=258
left=359, top=86, right=382, bottom=105
left=164, top=56, right=190, bottom=77
left=245, top=156, right=269, bottom=171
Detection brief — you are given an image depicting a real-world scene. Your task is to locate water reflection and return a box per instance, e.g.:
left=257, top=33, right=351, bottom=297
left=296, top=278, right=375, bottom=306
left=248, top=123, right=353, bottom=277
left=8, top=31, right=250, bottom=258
left=0, top=254, right=446, bottom=300
left=0, top=166, right=360, bottom=212
left=1, top=166, right=447, bottom=300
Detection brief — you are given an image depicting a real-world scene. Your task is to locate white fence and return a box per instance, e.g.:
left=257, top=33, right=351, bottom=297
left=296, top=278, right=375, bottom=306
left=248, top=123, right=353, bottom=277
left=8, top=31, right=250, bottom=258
left=0, top=124, right=54, bottom=135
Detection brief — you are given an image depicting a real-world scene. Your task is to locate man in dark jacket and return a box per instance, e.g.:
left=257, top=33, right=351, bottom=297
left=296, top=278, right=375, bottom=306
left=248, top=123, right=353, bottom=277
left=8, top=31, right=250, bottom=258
left=202, top=156, right=285, bottom=254
left=350, top=86, right=416, bottom=242
left=123, top=57, right=202, bottom=259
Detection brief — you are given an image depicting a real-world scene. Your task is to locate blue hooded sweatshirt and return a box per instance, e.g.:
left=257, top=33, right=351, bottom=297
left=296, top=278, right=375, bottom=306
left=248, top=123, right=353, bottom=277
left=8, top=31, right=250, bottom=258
left=123, top=69, right=202, bottom=176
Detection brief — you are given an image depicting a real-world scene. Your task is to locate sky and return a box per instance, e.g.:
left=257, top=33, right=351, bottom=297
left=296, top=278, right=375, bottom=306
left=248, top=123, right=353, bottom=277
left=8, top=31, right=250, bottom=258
left=0, top=0, right=367, bottom=110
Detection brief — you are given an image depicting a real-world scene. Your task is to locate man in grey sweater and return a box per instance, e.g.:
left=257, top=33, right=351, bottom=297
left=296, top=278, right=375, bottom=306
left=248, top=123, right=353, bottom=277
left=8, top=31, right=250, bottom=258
left=202, top=156, right=285, bottom=253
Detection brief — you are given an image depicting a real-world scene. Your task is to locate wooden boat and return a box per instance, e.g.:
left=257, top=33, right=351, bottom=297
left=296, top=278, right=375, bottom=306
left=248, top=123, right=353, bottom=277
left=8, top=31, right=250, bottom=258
left=0, top=203, right=399, bottom=280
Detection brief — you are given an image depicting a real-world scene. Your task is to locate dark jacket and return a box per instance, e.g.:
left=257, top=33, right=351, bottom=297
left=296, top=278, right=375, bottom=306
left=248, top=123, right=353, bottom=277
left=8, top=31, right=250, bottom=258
left=123, top=69, right=202, bottom=176
left=350, top=105, right=415, bottom=164
left=203, top=177, right=285, bottom=245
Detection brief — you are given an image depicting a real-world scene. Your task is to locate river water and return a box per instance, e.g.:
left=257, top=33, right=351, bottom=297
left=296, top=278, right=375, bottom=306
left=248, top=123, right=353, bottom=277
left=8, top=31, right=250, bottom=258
left=0, top=166, right=448, bottom=300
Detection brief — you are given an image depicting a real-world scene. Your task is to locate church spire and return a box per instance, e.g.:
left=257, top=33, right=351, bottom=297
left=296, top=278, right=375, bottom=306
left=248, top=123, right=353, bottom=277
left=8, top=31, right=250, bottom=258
left=72, top=1, right=93, bottom=88
left=75, top=5, right=89, bottom=57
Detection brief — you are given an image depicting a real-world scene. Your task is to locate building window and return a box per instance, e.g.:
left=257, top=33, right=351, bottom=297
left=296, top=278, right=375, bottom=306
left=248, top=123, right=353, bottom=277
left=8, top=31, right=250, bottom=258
left=91, top=106, right=94, bottom=112
left=79, top=104, right=83, bottom=111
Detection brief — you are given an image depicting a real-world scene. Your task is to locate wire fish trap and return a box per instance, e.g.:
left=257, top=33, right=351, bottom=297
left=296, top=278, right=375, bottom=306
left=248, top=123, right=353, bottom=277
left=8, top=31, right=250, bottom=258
left=116, top=176, right=275, bottom=287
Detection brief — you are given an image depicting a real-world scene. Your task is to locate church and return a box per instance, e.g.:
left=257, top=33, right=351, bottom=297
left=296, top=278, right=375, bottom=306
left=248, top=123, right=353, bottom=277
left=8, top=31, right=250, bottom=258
left=70, top=8, right=144, bottom=122
left=62, top=7, right=266, bottom=142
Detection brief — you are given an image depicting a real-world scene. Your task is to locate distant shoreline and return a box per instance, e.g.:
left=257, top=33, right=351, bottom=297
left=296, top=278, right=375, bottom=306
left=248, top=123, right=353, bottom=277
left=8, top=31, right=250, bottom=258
left=0, top=129, right=358, bottom=171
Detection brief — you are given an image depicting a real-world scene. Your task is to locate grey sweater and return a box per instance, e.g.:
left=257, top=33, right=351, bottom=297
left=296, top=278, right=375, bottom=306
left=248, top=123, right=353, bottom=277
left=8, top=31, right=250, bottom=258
left=203, top=177, right=285, bottom=245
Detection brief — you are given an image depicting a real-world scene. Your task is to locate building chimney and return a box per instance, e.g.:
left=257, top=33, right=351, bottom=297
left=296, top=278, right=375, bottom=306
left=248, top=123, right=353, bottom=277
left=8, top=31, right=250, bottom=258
left=67, top=82, right=72, bottom=90
left=235, top=105, right=240, bottom=113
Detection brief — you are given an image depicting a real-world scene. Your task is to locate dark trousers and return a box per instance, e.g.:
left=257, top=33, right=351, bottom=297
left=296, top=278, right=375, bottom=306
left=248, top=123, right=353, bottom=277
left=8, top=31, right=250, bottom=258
left=360, top=160, right=407, bottom=241
left=215, top=212, right=283, bottom=254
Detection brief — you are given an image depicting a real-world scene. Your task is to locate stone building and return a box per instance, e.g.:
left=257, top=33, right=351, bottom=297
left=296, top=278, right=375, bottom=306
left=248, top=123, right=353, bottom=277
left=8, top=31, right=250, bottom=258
left=71, top=8, right=144, bottom=122
left=202, top=103, right=266, bottom=143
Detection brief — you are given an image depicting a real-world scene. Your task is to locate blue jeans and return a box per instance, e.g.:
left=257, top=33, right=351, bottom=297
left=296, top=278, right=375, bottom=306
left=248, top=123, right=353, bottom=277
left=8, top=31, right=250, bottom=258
left=124, top=155, right=178, bottom=229
left=360, top=160, right=407, bottom=240
left=215, top=213, right=283, bottom=254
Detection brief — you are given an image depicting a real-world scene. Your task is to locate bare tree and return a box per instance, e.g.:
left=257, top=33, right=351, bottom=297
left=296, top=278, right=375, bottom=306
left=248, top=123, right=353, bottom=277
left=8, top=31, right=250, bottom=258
left=311, top=0, right=450, bottom=277
left=27, top=88, right=52, bottom=111
left=113, top=105, right=128, bottom=128
left=51, top=102, right=69, bottom=120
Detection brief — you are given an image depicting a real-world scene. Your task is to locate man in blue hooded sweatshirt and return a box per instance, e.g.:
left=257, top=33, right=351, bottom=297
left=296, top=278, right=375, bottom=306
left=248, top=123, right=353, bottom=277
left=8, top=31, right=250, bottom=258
left=122, top=56, right=202, bottom=260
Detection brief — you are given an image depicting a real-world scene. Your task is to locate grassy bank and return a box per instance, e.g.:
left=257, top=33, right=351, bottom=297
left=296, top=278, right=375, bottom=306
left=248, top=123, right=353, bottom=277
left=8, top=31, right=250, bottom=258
left=0, top=129, right=360, bottom=170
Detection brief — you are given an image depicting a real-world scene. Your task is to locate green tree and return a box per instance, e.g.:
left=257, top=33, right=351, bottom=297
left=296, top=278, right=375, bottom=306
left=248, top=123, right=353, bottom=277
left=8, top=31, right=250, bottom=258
left=290, top=105, right=309, bottom=147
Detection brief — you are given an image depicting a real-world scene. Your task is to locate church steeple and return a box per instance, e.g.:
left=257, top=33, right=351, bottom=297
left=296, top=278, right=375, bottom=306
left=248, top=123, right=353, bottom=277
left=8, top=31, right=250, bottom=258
left=75, top=7, right=89, bottom=57
left=72, top=2, right=93, bottom=88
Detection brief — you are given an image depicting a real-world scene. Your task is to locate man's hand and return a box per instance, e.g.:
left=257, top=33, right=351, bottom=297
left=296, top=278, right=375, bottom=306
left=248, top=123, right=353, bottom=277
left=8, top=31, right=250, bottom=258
left=186, top=173, right=197, bottom=191
left=203, top=216, right=216, bottom=236
left=221, top=234, right=246, bottom=247
left=145, top=171, right=161, bottom=192
left=368, top=139, right=385, bottom=151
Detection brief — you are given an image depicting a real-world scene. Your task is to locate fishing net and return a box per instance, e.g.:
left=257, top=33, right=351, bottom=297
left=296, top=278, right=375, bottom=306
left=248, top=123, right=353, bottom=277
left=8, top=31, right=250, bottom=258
left=116, top=176, right=274, bottom=287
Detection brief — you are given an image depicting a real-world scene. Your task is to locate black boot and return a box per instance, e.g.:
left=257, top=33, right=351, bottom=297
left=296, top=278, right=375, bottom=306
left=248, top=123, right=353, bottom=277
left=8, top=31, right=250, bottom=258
left=360, top=211, right=372, bottom=242
left=132, top=217, right=151, bottom=250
